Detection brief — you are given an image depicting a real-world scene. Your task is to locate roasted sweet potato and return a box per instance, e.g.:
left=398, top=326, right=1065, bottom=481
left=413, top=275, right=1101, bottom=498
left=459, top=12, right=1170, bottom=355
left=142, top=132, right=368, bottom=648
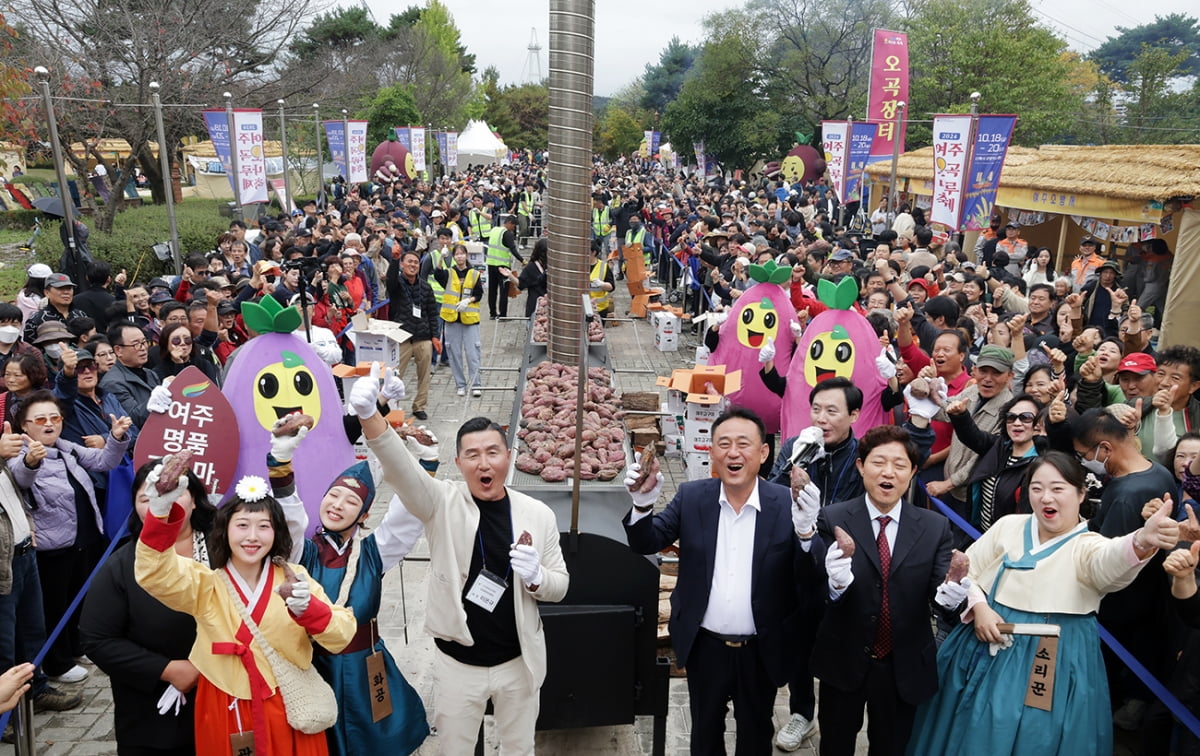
left=833, top=526, right=856, bottom=558
left=272, top=413, right=314, bottom=437
left=631, top=446, right=658, bottom=493
left=154, top=451, right=193, bottom=495
left=518, top=530, right=533, bottom=547
left=273, top=556, right=301, bottom=599
left=945, top=549, right=970, bottom=583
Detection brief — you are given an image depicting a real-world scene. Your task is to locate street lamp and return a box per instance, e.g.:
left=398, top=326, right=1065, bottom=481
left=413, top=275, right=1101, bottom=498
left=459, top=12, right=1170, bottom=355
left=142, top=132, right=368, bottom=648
left=149, top=82, right=181, bottom=274
left=224, top=92, right=241, bottom=221
left=34, top=66, right=81, bottom=279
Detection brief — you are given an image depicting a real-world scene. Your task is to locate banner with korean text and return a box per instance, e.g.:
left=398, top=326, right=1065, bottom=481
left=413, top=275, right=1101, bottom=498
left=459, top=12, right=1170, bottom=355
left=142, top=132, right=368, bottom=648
left=693, top=141, right=706, bottom=177
left=204, top=109, right=267, bottom=204
left=866, top=29, right=909, bottom=163
left=930, top=115, right=972, bottom=228
left=844, top=122, right=879, bottom=203
left=346, top=120, right=368, bottom=182
left=446, top=131, right=458, bottom=169
left=434, top=131, right=448, bottom=167
left=324, top=121, right=347, bottom=180
left=821, top=121, right=850, bottom=201
left=393, top=126, right=412, bottom=153
left=410, top=126, right=426, bottom=172
left=961, top=115, right=1018, bottom=231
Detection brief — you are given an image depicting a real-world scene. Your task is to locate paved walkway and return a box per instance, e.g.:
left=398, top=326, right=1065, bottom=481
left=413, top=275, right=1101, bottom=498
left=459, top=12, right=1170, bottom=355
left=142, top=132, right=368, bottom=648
left=2, top=281, right=849, bottom=754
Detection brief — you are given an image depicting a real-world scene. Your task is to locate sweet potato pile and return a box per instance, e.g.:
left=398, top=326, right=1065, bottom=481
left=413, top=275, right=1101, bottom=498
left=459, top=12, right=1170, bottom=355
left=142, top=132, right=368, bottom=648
left=514, top=361, right=626, bottom=482
left=530, top=297, right=604, bottom=344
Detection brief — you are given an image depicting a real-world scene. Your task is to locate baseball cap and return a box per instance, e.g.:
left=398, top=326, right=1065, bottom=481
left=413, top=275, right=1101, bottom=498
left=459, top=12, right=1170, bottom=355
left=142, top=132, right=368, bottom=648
left=829, top=249, right=855, bottom=262
left=975, top=345, right=1015, bottom=372
left=1005, top=221, right=1022, bottom=230
left=149, top=290, right=174, bottom=305
left=217, top=300, right=238, bottom=316
left=208, top=276, right=232, bottom=290
left=148, top=277, right=171, bottom=291
left=1116, top=352, right=1156, bottom=375
left=27, top=263, right=53, bottom=279
left=45, top=273, right=74, bottom=288
left=254, top=260, right=282, bottom=277
left=73, top=347, right=95, bottom=363
left=1080, top=236, right=1100, bottom=248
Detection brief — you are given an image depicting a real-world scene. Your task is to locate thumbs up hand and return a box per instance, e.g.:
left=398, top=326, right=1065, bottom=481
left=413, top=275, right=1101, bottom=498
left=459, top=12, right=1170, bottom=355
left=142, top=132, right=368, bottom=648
left=1135, top=491, right=1180, bottom=557
left=0, top=422, right=22, bottom=460
left=1164, top=541, right=1200, bottom=600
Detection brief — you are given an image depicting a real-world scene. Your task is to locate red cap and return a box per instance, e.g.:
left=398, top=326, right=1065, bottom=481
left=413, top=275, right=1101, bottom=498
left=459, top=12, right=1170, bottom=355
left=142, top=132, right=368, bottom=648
left=1116, top=352, right=1156, bottom=375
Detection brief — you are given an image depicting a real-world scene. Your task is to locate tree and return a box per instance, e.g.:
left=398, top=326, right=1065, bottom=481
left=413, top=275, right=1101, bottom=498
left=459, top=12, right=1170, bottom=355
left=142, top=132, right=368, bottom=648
left=597, top=106, right=645, bottom=159
left=904, top=0, right=1083, bottom=148
left=491, top=83, right=549, bottom=152
left=363, top=85, right=422, bottom=147
left=641, top=37, right=698, bottom=113
left=0, top=13, right=35, bottom=150
left=1124, top=45, right=1192, bottom=142
left=1090, top=13, right=1200, bottom=84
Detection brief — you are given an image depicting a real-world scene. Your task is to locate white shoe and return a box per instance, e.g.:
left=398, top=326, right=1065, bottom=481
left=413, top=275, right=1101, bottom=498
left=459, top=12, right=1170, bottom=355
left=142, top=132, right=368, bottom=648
left=50, top=665, right=89, bottom=684
left=456, top=388, right=465, bottom=397
left=472, top=389, right=482, bottom=398
left=775, top=713, right=815, bottom=751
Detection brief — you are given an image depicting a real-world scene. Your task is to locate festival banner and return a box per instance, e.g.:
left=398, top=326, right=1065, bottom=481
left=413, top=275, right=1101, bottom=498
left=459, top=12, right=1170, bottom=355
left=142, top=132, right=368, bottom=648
left=231, top=110, right=268, bottom=204
left=324, top=121, right=347, bottom=179
left=651, top=131, right=661, bottom=156
left=844, top=121, right=879, bottom=203
left=866, top=29, right=909, bottom=163
left=202, top=110, right=234, bottom=195
left=960, top=114, right=1018, bottom=231
left=821, top=120, right=850, bottom=201
left=393, top=126, right=412, bottom=156
left=434, top=131, right=448, bottom=167
left=930, top=115, right=972, bottom=229
left=346, top=120, right=368, bottom=182
left=410, top=126, right=426, bottom=172
left=693, top=141, right=706, bottom=177
left=268, top=178, right=295, bottom=214
left=446, top=131, right=458, bottom=169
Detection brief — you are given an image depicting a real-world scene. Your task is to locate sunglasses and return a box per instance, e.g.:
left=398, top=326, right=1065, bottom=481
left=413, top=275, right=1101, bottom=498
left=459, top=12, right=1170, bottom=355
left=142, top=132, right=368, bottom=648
left=170, top=336, right=193, bottom=347
left=27, top=413, right=63, bottom=426
left=77, top=363, right=98, bottom=373
left=1005, top=412, right=1037, bottom=424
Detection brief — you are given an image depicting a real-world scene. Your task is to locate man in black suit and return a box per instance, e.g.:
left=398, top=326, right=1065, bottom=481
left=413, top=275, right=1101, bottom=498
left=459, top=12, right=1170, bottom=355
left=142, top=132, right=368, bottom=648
left=623, top=407, right=815, bottom=755
left=801, top=424, right=965, bottom=756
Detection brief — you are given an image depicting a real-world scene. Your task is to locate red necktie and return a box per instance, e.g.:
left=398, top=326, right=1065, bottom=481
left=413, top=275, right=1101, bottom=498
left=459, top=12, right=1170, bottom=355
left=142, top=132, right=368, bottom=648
left=872, top=515, right=893, bottom=658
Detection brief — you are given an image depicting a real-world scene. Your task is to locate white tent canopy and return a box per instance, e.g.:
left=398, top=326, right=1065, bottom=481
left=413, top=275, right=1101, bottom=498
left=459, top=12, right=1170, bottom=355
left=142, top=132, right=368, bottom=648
left=457, top=120, right=508, bottom=167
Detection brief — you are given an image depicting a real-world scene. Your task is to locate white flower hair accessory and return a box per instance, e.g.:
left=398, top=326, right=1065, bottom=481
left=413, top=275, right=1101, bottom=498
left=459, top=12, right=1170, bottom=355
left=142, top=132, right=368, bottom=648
left=234, top=475, right=269, bottom=502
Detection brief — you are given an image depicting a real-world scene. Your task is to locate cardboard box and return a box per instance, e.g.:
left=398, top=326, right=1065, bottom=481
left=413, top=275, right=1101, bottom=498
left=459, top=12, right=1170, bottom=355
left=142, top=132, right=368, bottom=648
left=651, top=310, right=680, bottom=352
left=655, top=331, right=678, bottom=352
left=350, top=312, right=411, bottom=367
left=683, top=451, right=712, bottom=481
left=695, top=346, right=710, bottom=365
left=464, top=241, right=486, bottom=268
left=683, top=418, right=714, bottom=452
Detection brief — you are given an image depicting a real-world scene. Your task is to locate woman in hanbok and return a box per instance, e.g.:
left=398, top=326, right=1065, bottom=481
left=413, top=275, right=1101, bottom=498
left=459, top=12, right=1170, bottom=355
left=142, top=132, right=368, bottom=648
left=907, top=451, right=1179, bottom=755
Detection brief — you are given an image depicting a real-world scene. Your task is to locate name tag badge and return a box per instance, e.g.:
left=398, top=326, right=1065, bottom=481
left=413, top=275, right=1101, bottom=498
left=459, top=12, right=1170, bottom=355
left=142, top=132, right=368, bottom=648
left=465, top=568, right=507, bottom=612
left=412, top=305, right=422, bottom=319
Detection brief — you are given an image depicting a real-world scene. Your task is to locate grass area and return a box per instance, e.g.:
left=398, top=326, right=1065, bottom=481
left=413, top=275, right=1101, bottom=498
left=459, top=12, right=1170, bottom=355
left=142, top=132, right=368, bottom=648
left=0, top=227, right=32, bottom=246
left=0, top=265, right=27, bottom=299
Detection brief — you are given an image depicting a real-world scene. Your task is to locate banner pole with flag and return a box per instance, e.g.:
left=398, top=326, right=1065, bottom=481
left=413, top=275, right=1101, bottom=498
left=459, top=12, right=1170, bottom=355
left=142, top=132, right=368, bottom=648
left=888, top=101, right=906, bottom=214
left=314, top=103, right=324, bottom=209
left=278, top=100, right=292, bottom=218
left=224, top=92, right=241, bottom=221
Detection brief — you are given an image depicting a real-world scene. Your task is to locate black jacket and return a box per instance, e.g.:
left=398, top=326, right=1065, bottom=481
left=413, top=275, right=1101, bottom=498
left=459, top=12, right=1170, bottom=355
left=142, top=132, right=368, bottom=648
left=79, top=540, right=200, bottom=751
left=385, top=268, right=440, bottom=341
left=949, top=411, right=1049, bottom=529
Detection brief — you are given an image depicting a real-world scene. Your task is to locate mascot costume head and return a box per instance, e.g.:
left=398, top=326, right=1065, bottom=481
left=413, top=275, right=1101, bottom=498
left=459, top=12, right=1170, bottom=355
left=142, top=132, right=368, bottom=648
left=708, top=260, right=797, bottom=434
left=782, top=277, right=888, bottom=441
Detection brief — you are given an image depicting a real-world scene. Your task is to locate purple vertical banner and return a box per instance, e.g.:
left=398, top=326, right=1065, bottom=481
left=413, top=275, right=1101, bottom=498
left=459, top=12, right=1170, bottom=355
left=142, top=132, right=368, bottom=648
left=844, top=122, right=878, bottom=203
left=434, top=131, right=448, bottom=167
left=961, top=115, right=1018, bottom=231
left=651, top=131, right=662, bottom=156
left=394, top=126, right=412, bottom=153
left=323, top=121, right=347, bottom=179
left=203, top=110, right=235, bottom=194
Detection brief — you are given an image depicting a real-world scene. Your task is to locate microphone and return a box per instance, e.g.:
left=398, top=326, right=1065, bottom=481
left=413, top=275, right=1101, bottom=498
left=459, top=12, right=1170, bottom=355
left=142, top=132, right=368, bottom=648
left=788, top=426, right=826, bottom=470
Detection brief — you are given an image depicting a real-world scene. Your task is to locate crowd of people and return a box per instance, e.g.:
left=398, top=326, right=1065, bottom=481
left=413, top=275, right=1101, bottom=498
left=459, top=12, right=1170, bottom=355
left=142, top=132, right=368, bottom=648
left=0, top=152, right=1193, bottom=756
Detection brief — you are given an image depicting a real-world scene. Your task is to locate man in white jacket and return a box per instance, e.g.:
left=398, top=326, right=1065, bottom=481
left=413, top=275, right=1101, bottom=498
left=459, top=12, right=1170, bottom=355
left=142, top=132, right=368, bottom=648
left=347, top=365, right=569, bottom=755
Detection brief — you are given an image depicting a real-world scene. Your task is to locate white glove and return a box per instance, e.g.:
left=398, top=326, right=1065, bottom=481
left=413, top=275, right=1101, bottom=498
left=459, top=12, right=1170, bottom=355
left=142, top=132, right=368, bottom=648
left=268, top=415, right=308, bottom=463
left=758, top=336, right=776, bottom=364
left=988, top=633, right=1015, bottom=657
left=623, top=463, right=664, bottom=511
left=285, top=579, right=311, bottom=615
left=589, top=279, right=603, bottom=289
left=144, top=462, right=188, bottom=518
left=904, top=382, right=942, bottom=420
left=346, top=362, right=381, bottom=419
left=710, top=311, right=729, bottom=328
left=404, top=428, right=441, bottom=462
left=455, top=298, right=472, bottom=312
left=789, top=320, right=803, bottom=340
left=791, top=481, right=821, bottom=537
left=508, top=543, right=544, bottom=588
left=155, top=685, right=186, bottom=717
left=875, top=348, right=897, bottom=380
left=934, top=576, right=972, bottom=610
left=147, top=384, right=172, bottom=414
left=380, top=371, right=407, bottom=402
left=825, top=542, right=854, bottom=592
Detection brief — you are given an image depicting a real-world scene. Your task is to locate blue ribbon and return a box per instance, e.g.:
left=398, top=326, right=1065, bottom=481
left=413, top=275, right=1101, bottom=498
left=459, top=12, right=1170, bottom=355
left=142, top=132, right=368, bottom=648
left=922, top=483, right=1200, bottom=740
left=335, top=298, right=391, bottom=340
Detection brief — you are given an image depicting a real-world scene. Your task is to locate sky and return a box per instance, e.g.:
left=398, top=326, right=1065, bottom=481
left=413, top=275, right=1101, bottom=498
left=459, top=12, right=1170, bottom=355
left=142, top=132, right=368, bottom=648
left=364, top=0, right=1198, bottom=97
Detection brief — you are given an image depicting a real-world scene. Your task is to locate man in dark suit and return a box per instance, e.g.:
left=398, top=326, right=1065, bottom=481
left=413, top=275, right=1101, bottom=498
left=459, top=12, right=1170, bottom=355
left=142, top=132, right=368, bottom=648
left=802, top=424, right=964, bottom=756
left=623, top=407, right=814, bottom=755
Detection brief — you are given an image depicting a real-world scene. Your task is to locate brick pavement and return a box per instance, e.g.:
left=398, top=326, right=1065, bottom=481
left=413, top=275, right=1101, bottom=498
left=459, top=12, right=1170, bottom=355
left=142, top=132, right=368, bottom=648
left=2, top=282, right=848, bottom=754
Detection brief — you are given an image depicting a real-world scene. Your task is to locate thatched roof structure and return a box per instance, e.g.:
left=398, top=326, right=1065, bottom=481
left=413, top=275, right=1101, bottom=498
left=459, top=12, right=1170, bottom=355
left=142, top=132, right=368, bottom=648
left=866, top=144, right=1200, bottom=202
left=183, top=140, right=287, bottom=159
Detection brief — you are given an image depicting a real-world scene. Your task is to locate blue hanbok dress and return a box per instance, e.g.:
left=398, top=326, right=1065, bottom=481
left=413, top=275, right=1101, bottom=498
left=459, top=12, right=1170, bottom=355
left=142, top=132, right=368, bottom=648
left=907, top=516, right=1149, bottom=755
left=302, top=526, right=429, bottom=755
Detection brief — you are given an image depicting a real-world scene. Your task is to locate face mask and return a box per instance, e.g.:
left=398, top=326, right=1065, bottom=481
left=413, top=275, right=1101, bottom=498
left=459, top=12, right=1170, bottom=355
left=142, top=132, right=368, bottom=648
left=0, top=326, right=19, bottom=344
left=44, top=344, right=64, bottom=359
left=1081, top=458, right=1107, bottom=476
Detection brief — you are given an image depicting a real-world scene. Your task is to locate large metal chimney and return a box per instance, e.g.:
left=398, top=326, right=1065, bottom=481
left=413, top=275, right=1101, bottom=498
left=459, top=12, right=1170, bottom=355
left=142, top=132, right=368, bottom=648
left=545, top=0, right=595, bottom=365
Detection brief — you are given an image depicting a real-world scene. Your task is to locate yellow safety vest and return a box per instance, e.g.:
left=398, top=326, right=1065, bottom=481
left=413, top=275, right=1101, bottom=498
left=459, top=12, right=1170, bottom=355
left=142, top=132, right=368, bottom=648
left=592, top=207, right=611, bottom=237
left=426, top=247, right=448, bottom=303
left=440, top=268, right=480, bottom=325
left=625, top=227, right=650, bottom=265
left=469, top=209, right=492, bottom=239
left=589, top=258, right=611, bottom=312
left=485, top=226, right=512, bottom=268
left=518, top=192, right=537, bottom=217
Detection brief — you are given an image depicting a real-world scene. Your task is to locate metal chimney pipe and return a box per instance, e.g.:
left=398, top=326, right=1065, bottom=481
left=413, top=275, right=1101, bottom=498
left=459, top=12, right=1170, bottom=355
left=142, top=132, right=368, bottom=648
left=546, top=0, right=595, bottom=365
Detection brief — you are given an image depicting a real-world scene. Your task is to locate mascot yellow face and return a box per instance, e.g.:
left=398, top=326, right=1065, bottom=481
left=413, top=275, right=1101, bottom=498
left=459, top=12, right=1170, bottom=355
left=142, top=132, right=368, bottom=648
left=737, top=298, right=779, bottom=349
left=804, top=325, right=855, bottom=385
left=253, top=349, right=321, bottom=431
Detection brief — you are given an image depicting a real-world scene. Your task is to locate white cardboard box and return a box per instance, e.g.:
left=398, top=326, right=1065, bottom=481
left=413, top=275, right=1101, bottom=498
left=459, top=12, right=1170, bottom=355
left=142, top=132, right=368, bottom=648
left=351, top=312, right=411, bottom=367
left=683, top=451, right=712, bottom=481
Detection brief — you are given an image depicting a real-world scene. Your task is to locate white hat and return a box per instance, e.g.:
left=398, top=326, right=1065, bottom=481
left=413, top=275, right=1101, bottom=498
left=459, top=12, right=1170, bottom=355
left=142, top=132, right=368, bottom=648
left=27, top=263, right=52, bottom=278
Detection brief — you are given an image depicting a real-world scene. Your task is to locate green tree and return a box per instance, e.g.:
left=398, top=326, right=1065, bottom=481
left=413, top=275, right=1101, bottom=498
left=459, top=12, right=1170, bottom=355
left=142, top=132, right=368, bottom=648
left=641, top=37, right=698, bottom=113
left=1124, top=44, right=1191, bottom=142
left=288, top=6, right=379, bottom=58
left=597, top=106, right=645, bottom=159
left=493, top=83, right=549, bottom=151
left=362, top=84, right=422, bottom=147
left=1090, top=13, right=1200, bottom=84
left=904, top=0, right=1083, bottom=148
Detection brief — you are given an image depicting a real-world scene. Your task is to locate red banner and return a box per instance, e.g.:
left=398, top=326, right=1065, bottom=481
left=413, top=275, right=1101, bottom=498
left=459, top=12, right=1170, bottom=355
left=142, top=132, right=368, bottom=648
left=866, top=29, right=909, bottom=162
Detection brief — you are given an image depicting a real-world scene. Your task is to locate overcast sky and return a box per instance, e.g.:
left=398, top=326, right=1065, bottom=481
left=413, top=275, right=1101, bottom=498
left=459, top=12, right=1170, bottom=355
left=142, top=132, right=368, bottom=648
left=364, top=0, right=1197, bottom=96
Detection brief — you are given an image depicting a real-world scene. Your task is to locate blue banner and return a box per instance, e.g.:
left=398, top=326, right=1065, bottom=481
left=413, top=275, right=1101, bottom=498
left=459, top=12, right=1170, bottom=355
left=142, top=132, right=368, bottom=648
left=324, top=121, right=347, bottom=179
left=961, top=115, right=1017, bottom=231
left=650, top=130, right=661, bottom=156
left=434, top=131, right=448, bottom=167
left=394, top=126, right=412, bottom=153
left=202, top=110, right=235, bottom=194
left=844, top=122, right=878, bottom=203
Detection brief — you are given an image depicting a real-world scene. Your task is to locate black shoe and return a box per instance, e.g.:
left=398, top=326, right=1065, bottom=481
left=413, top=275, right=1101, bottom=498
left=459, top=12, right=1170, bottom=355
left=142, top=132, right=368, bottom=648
left=34, top=686, right=83, bottom=712
left=412, top=410, right=428, bottom=421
